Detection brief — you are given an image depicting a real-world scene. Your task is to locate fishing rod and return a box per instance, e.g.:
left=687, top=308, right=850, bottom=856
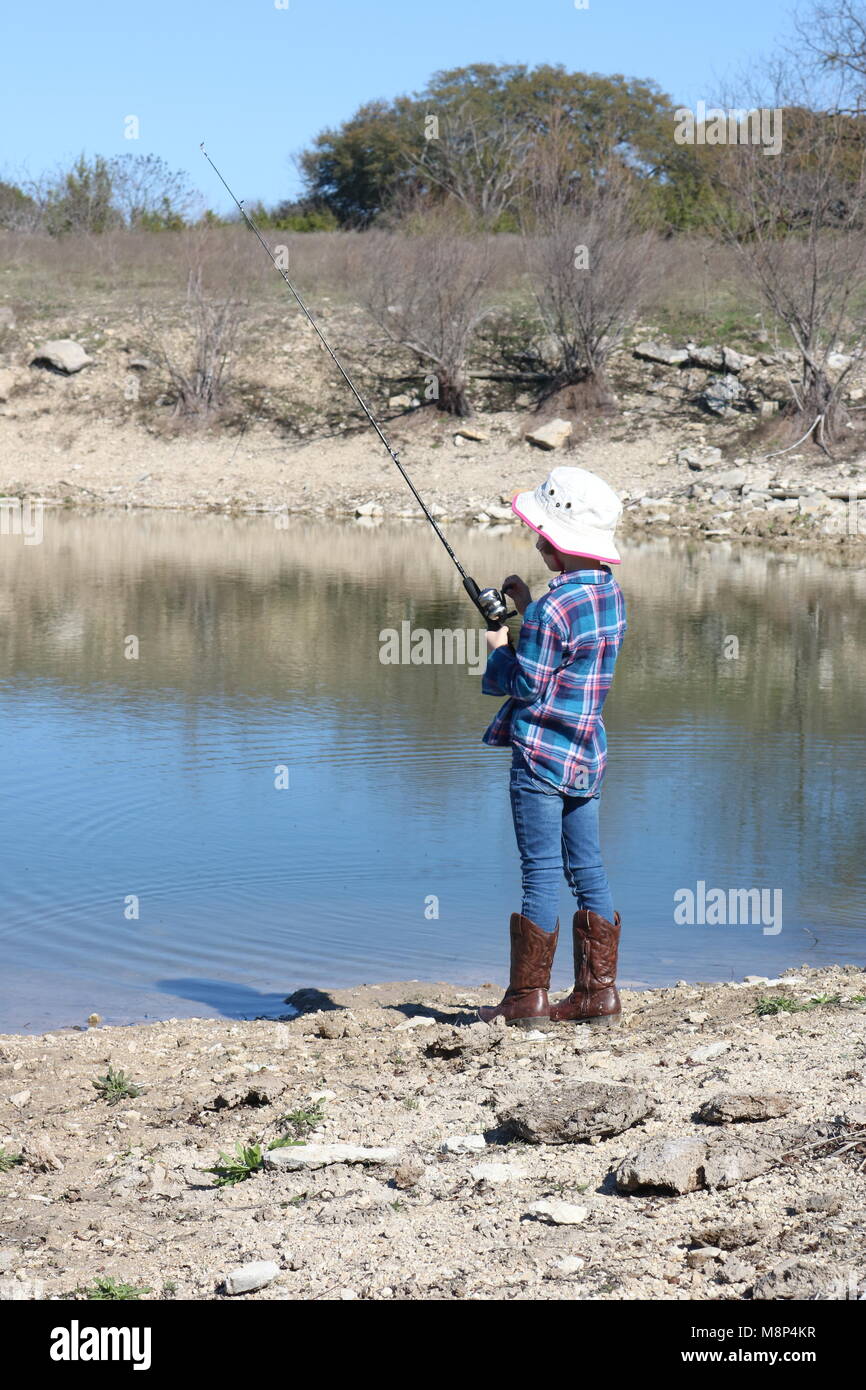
left=200, top=144, right=514, bottom=630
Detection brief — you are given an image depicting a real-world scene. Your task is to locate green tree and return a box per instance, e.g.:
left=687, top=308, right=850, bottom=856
left=0, top=179, right=37, bottom=229
left=45, top=154, right=117, bottom=235
left=298, top=63, right=705, bottom=230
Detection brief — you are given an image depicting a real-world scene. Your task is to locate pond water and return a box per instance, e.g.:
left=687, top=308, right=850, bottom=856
left=1, top=511, right=864, bottom=1032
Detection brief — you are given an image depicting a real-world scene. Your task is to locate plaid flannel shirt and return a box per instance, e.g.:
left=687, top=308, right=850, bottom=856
left=481, top=568, right=626, bottom=795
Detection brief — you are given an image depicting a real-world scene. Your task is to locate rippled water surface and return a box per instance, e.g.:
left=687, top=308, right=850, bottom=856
left=1, top=512, right=864, bottom=1031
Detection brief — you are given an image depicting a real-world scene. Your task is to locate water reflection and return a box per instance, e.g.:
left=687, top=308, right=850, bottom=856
left=0, top=511, right=863, bottom=1031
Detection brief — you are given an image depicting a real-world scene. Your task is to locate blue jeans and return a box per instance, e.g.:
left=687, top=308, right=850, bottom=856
left=509, top=745, right=614, bottom=934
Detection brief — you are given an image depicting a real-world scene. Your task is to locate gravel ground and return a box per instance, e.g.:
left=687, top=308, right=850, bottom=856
left=2, top=964, right=865, bottom=1302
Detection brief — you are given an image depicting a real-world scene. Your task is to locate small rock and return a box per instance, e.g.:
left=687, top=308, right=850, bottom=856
left=721, top=347, right=756, bottom=373
left=439, top=1134, right=486, bottom=1154
left=826, top=352, right=852, bottom=372
left=677, top=445, right=722, bottom=470
left=8, top=1090, right=31, bottom=1109
left=499, top=1081, right=652, bottom=1144
left=551, top=1256, right=585, bottom=1275
left=695, top=1221, right=764, bottom=1250
left=388, top=393, right=413, bottom=410
left=354, top=501, right=384, bottom=519
left=686, top=344, right=725, bottom=371
left=686, top=1011, right=708, bottom=1025
left=752, top=1259, right=840, bottom=1301
left=802, top=1192, right=842, bottom=1214
left=634, top=342, right=690, bottom=367
left=470, top=1162, right=527, bottom=1184
left=393, top=1015, right=437, bottom=1031
left=527, top=1199, right=589, bottom=1225
left=699, top=374, right=743, bottom=415
left=425, top=1022, right=503, bottom=1057
left=223, top=1260, right=280, bottom=1296
left=210, top=1081, right=282, bottom=1110
left=717, top=1258, right=755, bottom=1285
left=687, top=1041, right=731, bottom=1064
left=525, top=418, right=573, bottom=450
left=708, top=468, right=747, bottom=491
left=798, top=493, right=831, bottom=516
left=687, top=1246, right=722, bottom=1268
left=30, top=339, right=91, bottom=374
left=264, top=1143, right=399, bottom=1171
left=616, top=1135, right=707, bottom=1195
left=454, top=427, right=488, bottom=442
left=23, top=1138, right=63, bottom=1172
left=697, top=1091, right=792, bottom=1124
left=392, top=1161, right=425, bottom=1189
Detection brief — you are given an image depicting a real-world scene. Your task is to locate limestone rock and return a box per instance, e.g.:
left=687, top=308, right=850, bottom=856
left=223, top=1260, right=280, bottom=1295
left=470, top=1161, right=527, bottom=1184
left=687, top=1040, right=731, bottom=1063
left=210, top=1080, right=283, bottom=1110
left=499, top=1080, right=652, bottom=1144
left=634, top=342, right=690, bottom=367
left=30, top=339, right=91, bottom=374
left=615, top=1135, right=707, bottom=1195
left=454, top=426, right=488, bottom=442
left=527, top=1199, right=588, bottom=1225
left=708, top=468, right=747, bottom=491
left=752, top=1259, right=844, bottom=1301
left=439, top=1134, right=486, bottom=1154
left=699, top=374, right=743, bottom=415
left=677, top=445, right=723, bottom=470
left=686, top=344, right=725, bottom=371
left=264, top=1143, right=399, bottom=1171
left=525, top=418, right=573, bottom=450
left=697, top=1091, right=792, bottom=1124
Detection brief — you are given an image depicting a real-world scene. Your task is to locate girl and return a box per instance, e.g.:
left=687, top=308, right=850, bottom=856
left=477, top=466, right=627, bottom=1028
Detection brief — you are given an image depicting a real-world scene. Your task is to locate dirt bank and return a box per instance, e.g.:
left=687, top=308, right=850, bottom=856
left=2, top=964, right=865, bottom=1301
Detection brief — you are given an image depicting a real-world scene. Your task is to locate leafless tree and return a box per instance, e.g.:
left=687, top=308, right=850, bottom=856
left=359, top=210, right=494, bottom=415
left=521, top=152, right=652, bottom=390
left=407, top=103, right=532, bottom=229
left=795, top=1, right=866, bottom=104
left=710, top=77, right=866, bottom=447
left=108, top=154, right=199, bottom=228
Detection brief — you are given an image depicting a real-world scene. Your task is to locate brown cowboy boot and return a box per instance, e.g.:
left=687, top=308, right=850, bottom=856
left=549, top=910, right=622, bottom=1026
left=477, top=913, right=559, bottom=1028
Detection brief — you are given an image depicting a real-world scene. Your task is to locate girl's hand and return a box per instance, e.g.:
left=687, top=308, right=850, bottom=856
left=486, top=625, right=511, bottom=651
left=502, top=574, right=532, bottom=614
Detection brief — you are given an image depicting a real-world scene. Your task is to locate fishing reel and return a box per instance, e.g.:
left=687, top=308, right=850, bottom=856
left=463, top=577, right=516, bottom=631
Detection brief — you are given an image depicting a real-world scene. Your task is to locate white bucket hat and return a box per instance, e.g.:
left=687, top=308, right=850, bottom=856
left=511, top=466, right=622, bottom=564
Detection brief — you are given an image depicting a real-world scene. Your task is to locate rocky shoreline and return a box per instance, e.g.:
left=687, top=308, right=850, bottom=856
left=2, top=963, right=865, bottom=1301
left=3, top=318, right=866, bottom=554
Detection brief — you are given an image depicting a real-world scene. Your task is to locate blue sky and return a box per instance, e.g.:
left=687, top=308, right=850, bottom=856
left=2, top=0, right=798, bottom=211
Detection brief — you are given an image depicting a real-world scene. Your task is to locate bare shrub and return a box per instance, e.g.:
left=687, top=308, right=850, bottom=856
left=145, top=267, right=245, bottom=420
left=710, top=86, right=866, bottom=447
left=358, top=210, right=495, bottom=415
left=521, top=163, right=653, bottom=391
